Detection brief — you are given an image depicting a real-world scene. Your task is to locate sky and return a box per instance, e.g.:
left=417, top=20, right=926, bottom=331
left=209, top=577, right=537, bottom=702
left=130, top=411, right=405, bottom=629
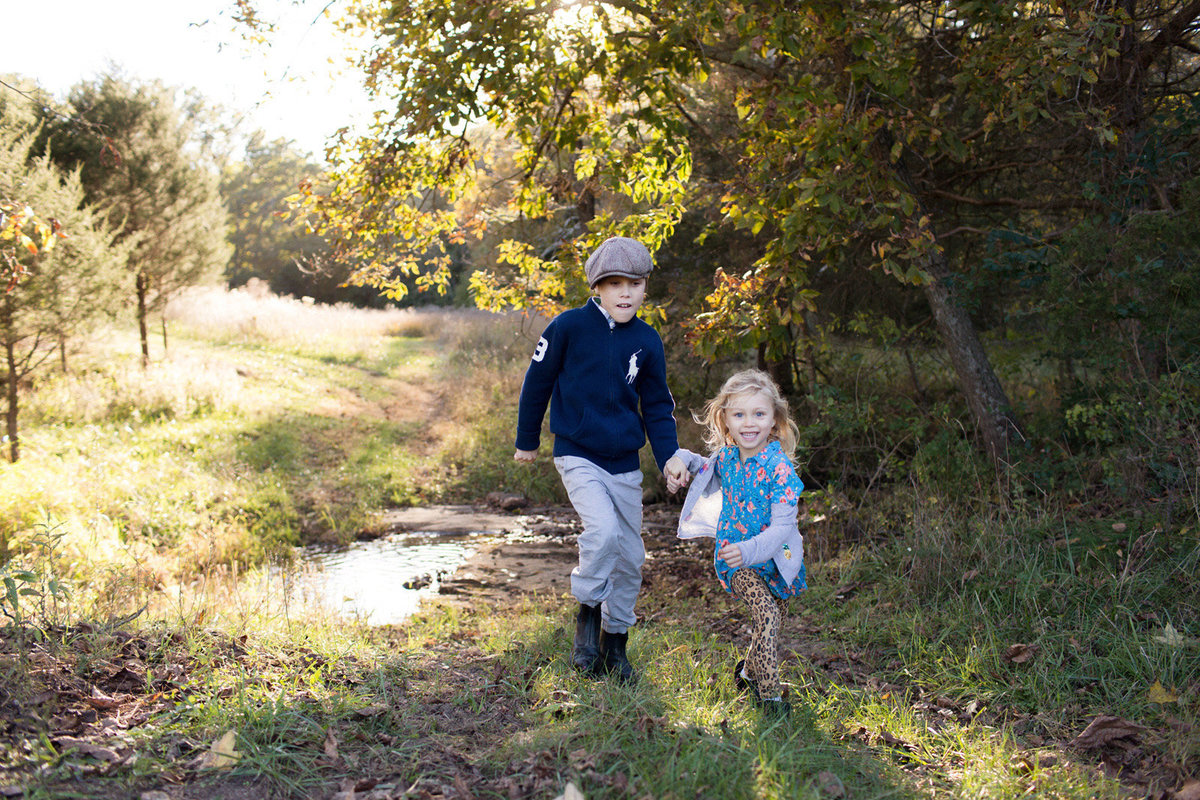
left=0, top=0, right=376, bottom=162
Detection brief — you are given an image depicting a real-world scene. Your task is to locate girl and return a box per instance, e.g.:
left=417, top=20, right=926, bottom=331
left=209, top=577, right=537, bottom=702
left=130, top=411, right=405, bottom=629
left=671, top=369, right=806, bottom=716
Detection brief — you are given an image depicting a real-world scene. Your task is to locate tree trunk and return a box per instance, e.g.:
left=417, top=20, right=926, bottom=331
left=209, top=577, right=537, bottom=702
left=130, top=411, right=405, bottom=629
left=904, top=347, right=927, bottom=405
left=757, top=342, right=795, bottom=396
left=136, top=271, right=150, bottom=368
left=2, top=300, right=18, bottom=464
left=60, top=336, right=68, bottom=374
left=889, top=145, right=1023, bottom=468
left=800, top=313, right=819, bottom=391
left=161, top=314, right=168, bottom=356
left=922, top=250, right=1022, bottom=467
left=4, top=339, right=16, bottom=464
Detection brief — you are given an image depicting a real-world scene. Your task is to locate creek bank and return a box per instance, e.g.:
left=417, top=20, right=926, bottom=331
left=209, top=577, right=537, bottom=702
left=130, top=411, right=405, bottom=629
left=374, top=503, right=701, bottom=608
left=377, top=504, right=582, bottom=606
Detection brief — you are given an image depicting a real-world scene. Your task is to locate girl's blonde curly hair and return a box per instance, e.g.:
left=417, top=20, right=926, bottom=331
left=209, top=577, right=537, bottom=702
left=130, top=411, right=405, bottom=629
left=693, top=369, right=799, bottom=458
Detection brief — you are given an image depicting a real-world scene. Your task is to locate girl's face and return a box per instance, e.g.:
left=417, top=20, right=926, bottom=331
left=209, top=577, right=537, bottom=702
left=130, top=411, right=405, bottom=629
left=723, top=390, right=776, bottom=460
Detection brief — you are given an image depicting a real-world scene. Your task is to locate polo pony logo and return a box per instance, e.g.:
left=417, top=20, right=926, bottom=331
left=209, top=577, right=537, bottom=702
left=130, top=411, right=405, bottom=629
left=626, top=350, right=642, bottom=384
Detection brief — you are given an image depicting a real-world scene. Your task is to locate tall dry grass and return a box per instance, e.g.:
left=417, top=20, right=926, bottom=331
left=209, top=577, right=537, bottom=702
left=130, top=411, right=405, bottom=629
left=166, top=283, right=526, bottom=357
left=2, top=284, right=554, bottom=624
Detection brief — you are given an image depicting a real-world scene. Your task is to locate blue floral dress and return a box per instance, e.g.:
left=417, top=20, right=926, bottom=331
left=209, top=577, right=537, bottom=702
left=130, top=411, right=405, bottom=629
left=714, top=440, right=807, bottom=599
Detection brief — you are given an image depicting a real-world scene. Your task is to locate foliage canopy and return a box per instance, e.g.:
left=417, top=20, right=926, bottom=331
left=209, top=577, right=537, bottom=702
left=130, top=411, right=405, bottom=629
left=254, top=0, right=1200, bottom=469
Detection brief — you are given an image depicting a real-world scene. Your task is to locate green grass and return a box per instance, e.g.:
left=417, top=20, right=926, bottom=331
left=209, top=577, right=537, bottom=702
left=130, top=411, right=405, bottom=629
left=3, top=514, right=1195, bottom=798
left=1, top=286, right=1196, bottom=798
left=0, top=293, right=541, bottom=606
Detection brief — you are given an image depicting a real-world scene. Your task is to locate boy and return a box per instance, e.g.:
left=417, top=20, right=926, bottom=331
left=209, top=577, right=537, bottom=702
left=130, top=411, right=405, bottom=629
left=514, top=236, right=687, bottom=683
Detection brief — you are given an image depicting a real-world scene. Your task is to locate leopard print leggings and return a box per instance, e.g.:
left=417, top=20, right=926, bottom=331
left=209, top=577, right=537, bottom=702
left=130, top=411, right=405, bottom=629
left=731, top=568, right=789, bottom=699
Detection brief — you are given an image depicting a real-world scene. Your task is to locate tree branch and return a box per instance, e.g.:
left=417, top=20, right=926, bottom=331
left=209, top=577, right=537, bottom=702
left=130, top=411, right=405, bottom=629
left=925, top=188, right=1102, bottom=211
left=1138, top=0, right=1200, bottom=75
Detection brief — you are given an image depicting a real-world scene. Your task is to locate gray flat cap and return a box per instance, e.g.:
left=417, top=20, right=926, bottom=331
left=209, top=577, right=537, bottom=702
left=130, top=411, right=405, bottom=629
left=584, top=237, right=654, bottom=287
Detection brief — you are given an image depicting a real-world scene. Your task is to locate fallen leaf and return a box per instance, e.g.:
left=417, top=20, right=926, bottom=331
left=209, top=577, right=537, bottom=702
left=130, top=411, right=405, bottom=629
left=833, top=583, right=858, bottom=600
left=1112, top=522, right=1127, bottom=532
left=1148, top=680, right=1179, bottom=704
left=878, top=729, right=916, bottom=752
left=324, top=729, right=339, bottom=760
left=1004, top=643, right=1039, bottom=664
left=815, top=770, right=846, bottom=798
left=634, top=712, right=666, bottom=733
left=1174, top=779, right=1200, bottom=800
left=1070, top=715, right=1147, bottom=750
left=198, top=729, right=241, bottom=769
left=353, top=704, right=387, bottom=718
left=53, top=736, right=123, bottom=763
left=568, top=748, right=597, bottom=770
left=86, top=687, right=120, bottom=709
left=1153, top=623, right=1185, bottom=647
left=553, top=782, right=586, bottom=800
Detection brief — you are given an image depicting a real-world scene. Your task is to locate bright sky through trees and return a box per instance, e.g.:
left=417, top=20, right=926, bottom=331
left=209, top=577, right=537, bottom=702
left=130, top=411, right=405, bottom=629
left=0, top=0, right=372, bottom=161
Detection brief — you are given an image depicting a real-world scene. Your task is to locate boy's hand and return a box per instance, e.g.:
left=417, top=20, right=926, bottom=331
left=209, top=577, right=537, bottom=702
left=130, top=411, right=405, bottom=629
left=514, top=448, right=538, bottom=463
left=718, top=542, right=744, bottom=568
left=663, top=455, right=690, bottom=493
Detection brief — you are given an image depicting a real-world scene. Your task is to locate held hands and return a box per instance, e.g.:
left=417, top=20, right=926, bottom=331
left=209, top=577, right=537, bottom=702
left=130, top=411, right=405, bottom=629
left=513, top=448, right=537, bottom=463
left=663, top=454, right=690, bottom=494
left=718, top=541, right=744, bottom=568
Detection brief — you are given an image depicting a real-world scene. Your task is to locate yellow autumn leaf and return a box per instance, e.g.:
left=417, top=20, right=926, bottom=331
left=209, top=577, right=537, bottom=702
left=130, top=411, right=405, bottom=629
left=1153, top=623, right=1185, bottom=647
left=198, top=729, right=241, bottom=769
left=1147, top=680, right=1178, bottom=704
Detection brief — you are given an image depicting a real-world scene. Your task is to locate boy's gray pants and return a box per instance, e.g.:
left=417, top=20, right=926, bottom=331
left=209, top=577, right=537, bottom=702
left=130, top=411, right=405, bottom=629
left=554, top=456, right=644, bottom=634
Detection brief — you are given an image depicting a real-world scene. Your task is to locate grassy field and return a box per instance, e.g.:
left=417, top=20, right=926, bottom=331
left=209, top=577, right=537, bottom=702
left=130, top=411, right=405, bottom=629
left=0, top=287, right=1197, bottom=799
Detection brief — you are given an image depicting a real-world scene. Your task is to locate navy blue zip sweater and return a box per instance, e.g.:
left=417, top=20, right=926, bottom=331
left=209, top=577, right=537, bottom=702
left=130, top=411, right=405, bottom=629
left=515, top=298, right=680, bottom=474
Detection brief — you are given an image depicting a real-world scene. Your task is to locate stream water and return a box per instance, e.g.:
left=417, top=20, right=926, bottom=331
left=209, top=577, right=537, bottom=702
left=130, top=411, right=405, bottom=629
left=286, top=530, right=483, bottom=625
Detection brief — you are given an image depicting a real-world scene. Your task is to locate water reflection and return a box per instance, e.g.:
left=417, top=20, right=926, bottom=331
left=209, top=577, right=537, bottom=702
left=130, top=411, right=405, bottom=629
left=288, top=531, right=481, bottom=624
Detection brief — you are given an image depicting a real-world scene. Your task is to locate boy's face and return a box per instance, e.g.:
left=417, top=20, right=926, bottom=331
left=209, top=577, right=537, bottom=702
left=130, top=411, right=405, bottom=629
left=594, top=275, right=646, bottom=324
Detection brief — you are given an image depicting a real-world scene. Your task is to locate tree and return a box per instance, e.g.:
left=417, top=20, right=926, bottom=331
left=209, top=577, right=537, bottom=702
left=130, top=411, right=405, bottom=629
left=38, top=74, right=231, bottom=365
left=0, top=90, right=129, bottom=462
left=275, top=0, right=1200, bottom=467
left=220, top=133, right=391, bottom=306
left=1, top=77, right=61, bottom=293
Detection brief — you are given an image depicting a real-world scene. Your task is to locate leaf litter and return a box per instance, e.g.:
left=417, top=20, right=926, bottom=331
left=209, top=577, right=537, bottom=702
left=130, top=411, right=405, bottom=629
left=0, top=507, right=1195, bottom=798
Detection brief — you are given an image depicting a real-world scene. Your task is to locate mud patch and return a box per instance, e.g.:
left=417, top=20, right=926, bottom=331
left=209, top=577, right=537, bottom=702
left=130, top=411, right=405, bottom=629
left=375, top=504, right=700, bottom=608
left=376, top=505, right=531, bottom=536
left=390, top=505, right=583, bottom=605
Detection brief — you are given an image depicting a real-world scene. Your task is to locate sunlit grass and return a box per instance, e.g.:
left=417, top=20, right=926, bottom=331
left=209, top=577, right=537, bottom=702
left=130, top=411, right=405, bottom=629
left=1, top=287, right=532, bottom=613
left=2, top=285, right=1195, bottom=799
left=3, top=515, right=1170, bottom=799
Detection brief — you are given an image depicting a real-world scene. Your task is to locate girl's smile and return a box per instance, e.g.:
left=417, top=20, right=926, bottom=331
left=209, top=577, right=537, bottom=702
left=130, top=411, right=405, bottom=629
left=723, top=390, right=776, bottom=459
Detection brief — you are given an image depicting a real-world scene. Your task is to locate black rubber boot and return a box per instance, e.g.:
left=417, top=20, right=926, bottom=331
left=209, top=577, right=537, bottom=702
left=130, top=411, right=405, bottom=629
left=599, top=630, right=637, bottom=684
left=734, top=659, right=760, bottom=700
left=571, top=603, right=602, bottom=673
left=758, top=697, right=792, bottom=719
